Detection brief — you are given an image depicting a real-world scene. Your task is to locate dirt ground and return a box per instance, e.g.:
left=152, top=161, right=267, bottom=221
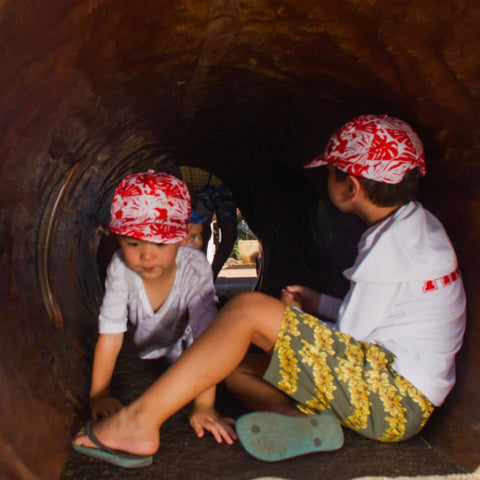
left=62, top=344, right=469, bottom=480
left=61, top=269, right=473, bottom=480
left=258, top=473, right=480, bottom=480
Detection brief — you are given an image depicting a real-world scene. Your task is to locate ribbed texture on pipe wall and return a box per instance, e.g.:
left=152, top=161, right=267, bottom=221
left=1, top=1, right=480, bottom=477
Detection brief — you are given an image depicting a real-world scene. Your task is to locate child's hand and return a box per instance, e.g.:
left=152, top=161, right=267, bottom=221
left=189, top=405, right=237, bottom=444
left=90, top=396, right=123, bottom=420
left=281, top=288, right=302, bottom=309
left=281, top=285, right=321, bottom=315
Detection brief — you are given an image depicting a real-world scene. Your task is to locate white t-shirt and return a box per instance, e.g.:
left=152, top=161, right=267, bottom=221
left=317, top=201, right=466, bottom=406
left=98, top=246, right=217, bottom=361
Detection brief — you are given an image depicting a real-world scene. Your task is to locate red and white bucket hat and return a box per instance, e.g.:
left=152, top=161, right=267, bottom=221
left=304, top=114, right=426, bottom=184
left=109, top=170, right=191, bottom=244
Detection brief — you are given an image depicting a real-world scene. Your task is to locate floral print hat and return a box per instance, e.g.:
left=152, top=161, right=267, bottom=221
left=109, top=170, right=191, bottom=244
left=304, top=114, right=426, bottom=184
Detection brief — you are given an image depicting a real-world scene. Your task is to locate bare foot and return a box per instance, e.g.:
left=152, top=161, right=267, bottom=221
left=73, top=405, right=160, bottom=456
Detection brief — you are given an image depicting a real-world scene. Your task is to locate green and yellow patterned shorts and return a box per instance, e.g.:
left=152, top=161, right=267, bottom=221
left=263, top=306, right=434, bottom=442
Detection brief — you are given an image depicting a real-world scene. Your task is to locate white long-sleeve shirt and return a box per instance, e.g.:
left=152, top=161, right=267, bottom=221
left=317, top=202, right=466, bottom=406
left=98, top=246, right=217, bottom=361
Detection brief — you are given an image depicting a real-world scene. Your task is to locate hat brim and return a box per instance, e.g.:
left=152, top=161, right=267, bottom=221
left=303, top=155, right=328, bottom=169
left=109, top=223, right=188, bottom=244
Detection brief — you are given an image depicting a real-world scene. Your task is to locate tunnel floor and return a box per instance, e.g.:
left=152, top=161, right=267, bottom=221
left=61, top=274, right=469, bottom=480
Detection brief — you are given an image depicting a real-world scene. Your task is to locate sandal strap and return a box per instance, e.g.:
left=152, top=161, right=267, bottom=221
left=84, top=421, right=117, bottom=455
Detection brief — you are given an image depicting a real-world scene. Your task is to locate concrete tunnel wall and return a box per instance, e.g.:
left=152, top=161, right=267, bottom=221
left=1, top=1, right=480, bottom=478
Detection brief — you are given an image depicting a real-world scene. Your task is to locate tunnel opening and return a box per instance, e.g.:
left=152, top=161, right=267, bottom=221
left=94, top=166, right=264, bottom=302
left=2, top=1, right=480, bottom=478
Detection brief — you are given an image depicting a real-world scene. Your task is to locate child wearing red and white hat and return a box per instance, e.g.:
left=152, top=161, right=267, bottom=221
left=74, top=116, right=466, bottom=468
left=277, top=114, right=466, bottom=431
left=89, top=171, right=235, bottom=444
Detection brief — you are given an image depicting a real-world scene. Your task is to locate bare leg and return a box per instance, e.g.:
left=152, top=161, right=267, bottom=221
left=74, top=292, right=286, bottom=455
left=225, top=353, right=301, bottom=415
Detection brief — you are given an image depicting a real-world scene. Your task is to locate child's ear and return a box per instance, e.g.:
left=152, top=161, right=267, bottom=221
left=346, top=175, right=362, bottom=199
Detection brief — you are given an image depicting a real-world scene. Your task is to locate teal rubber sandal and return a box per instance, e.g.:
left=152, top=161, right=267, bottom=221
left=72, top=421, right=153, bottom=469
left=236, top=411, right=344, bottom=462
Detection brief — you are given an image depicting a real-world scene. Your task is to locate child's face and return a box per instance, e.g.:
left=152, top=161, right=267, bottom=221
left=117, top=235, right=180, bottom=281
left=327, top=165, right=351, bottom=212
left=181, top=223, right=204, bottom=249
left=187, top=223, right=203, bottom=249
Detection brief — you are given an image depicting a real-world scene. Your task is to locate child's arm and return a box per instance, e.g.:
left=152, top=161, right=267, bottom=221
left=189, top=386, right=237, bottom=444
left=90, top=332, right=124, bottom=420
left=184, top=251, right=236, bottom=442
left=282, top=285, right=342, bottom=322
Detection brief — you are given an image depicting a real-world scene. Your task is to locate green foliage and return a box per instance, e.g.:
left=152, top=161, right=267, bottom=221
left=231, top=238, right=240, bottom=259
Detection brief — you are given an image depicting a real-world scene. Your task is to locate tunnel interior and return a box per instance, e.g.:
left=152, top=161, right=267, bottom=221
left=1, top=1, right=480, bottom=478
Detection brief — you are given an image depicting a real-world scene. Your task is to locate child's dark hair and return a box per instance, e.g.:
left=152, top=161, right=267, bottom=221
left=335, top=167, right=421, bottom=207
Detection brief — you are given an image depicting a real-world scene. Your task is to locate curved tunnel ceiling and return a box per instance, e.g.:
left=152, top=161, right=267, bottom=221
left=1, top=1, right=480, bottom=478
